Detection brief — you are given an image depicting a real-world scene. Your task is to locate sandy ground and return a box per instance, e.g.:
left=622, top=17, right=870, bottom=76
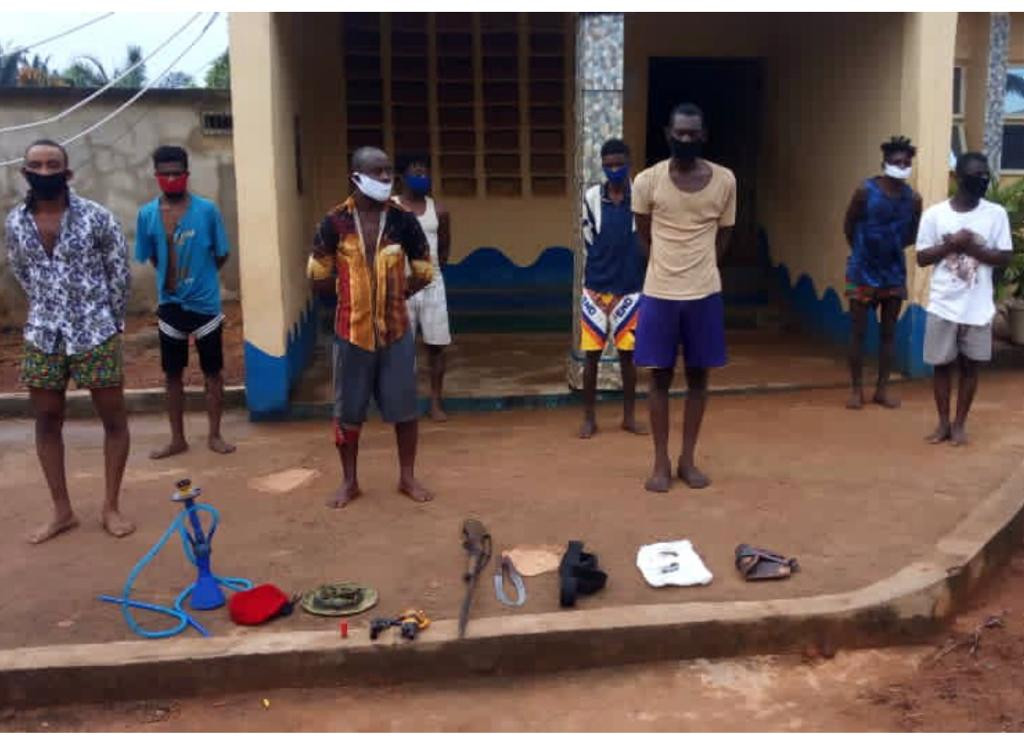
left=5, top=548, right=1024, bottom=731
left=2, top=372, right=1023, bottom=651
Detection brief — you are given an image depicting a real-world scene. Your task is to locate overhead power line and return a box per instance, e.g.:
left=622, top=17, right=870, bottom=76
left=0, top=12, right=221, bottom=168
left=0, top=13, right=116, bottom=60
left=0, top=13, right=203, bottom=136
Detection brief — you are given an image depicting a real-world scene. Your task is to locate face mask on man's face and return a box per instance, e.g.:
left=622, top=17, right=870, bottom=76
left=603, top=165, right=629, bottom=183
left=883, top=163, right=912, bottom=180
left=353, top=173, right=393, bottom=202
left=405, top=174, right=431, bottom=196
left=669, top=138, right=702, bottom=162
left=157, top=173, right=189, bottom=196
left=23, top=170, right=68, bottom=200
left=961, top=174, right=990, bottom=199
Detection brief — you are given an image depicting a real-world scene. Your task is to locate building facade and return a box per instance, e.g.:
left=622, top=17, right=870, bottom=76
left=228, top=12, right=1021, bottom=419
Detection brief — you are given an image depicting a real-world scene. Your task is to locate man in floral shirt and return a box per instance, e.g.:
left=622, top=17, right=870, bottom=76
left=4, top=139, right=134, bottom=544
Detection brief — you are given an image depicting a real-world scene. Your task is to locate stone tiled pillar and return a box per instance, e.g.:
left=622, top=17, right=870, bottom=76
left=983, top=12, right=1011, bottom=178
left=567, top=13, right=625, bottom=390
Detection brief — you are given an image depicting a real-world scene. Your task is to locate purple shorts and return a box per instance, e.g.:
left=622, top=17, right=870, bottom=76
left=634, top=293, right=728, bottom=370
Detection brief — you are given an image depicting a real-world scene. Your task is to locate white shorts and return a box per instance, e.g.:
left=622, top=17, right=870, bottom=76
left=407, top=278, right=451, bottom=346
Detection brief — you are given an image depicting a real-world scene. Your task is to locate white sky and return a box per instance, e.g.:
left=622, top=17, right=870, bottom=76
left=0, top=12, right=229, bottom=84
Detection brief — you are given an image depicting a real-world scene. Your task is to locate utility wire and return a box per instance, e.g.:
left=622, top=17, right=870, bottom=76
left=0, top=13, right=203, bottom=136
left=74, top=52, right=228, bottom=178
left=0, top=13, right=116, bottom=60
left=1, top=13, right=221, bottom=167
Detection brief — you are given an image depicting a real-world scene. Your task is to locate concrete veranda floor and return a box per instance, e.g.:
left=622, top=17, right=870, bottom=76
left=293, top=328, right=869, bottom=405
left=3, top=372, right=1024, bottom=651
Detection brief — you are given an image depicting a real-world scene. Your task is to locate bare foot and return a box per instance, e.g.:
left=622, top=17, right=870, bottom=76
left=644, top=464, right=672, bottom=493
left=101, top=510, right=136, bottom=538
left=399, top=477, right=434, bottom=503
left=950, top=424, right=969, bottom=447
left=150, top=440, right=188, bottom=460
left=326, top=482, right=361, bottom=509
left=926, top=424, right=952, bottom=444
left=429, top=403, right=448, bottom=423
left=621, top=419, right=648, bottom=435
left=872, top=390, right=901, bottom=409
left=677, top=460, right=711, bottom=489
left=579, top=417, right=597, bottom=439
left=208, top=436, right=236, bottom=455
left=846, top=390, right=864, bottom=410
left=28, top=513, right=79, bottom=544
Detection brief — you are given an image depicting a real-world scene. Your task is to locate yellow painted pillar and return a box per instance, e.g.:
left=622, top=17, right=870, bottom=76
left=898, top=11, right=958, bottom=376
left=229, top=13, right=292, bottom=416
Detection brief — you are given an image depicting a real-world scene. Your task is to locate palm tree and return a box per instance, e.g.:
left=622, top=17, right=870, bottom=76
left=62, top=55, right=109, bottom=87
left=114, top=45, right=145, bottom=89
left=17, top=54, right=64, bottom=87
left=0, top=42, right=25, bottom=87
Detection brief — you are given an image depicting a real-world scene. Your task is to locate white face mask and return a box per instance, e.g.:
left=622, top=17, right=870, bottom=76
left=353, top=173, right=393, bottom=202
left=883, top=163, right=912, bottom=180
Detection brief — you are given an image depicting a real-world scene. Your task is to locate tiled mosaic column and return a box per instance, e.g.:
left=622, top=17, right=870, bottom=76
left=983, top=12, right=1010, bottom=178
left=567, top=13, right=625, bottom=390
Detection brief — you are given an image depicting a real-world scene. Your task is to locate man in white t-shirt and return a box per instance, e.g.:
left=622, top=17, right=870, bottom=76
left=915, top=152, right=1012, bottom=446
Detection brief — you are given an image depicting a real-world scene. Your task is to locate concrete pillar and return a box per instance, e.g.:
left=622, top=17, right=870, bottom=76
left=567, top=13, right=626, bottom=390
left=229, top=13, right=307, bottom=418
left=898, top=12, right=959, bottom=377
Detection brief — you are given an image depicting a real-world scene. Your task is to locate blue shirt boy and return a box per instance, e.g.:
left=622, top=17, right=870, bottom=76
left=134, top=194, right=230, bottom=316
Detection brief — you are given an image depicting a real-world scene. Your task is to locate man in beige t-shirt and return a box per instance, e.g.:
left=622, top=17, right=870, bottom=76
left=632, top=103, right=736, bottom=492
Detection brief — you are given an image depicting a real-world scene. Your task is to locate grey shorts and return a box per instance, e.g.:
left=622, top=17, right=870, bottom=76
left=334, top=331, right=418, bottom=425
left=923, top=312, right=992, bottom=366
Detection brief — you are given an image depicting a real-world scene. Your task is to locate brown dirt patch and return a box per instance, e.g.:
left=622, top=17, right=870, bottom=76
left=1, top=373, right=1023, bottom=653
left=0, top=301, right=244, bottom=392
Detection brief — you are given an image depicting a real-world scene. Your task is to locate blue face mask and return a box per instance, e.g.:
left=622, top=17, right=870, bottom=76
left=406, top=174, right=431, bottom=196
left=603, top=166, right=629, bottom=184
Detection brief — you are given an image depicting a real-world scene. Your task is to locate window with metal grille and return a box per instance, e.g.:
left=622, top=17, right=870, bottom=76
left=202, top=112, right=233, bottom=135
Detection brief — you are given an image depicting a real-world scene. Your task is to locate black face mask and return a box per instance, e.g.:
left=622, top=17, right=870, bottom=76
left=961, top=174, right=990, bottom=200
left=24, top=170, right=68, bottom=200
left=669, top=138, right=703, bottom=162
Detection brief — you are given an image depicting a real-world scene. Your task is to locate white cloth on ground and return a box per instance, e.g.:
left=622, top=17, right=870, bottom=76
left=636, top=539, right=713, bottom=587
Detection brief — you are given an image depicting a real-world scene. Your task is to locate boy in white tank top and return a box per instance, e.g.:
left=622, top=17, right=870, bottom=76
left=396, top=153, right=452, bottom=421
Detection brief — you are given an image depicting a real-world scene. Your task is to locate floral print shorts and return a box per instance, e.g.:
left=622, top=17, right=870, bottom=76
left=20, top=334, right=123, bottom=391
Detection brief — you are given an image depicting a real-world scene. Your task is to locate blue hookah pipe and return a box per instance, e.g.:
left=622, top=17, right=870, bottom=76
left=99, top=479, right=252, bottom=639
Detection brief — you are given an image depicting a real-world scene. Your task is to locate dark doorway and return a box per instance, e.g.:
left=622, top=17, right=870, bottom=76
left=646, top=58, right=762, bottom=268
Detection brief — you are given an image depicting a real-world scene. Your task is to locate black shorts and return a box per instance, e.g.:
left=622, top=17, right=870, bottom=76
left=157, top=303, right=225, bottom=377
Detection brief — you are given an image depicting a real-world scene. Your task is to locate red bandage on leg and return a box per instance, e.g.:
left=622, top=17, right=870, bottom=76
left=333, top=421, right=360, bottom=447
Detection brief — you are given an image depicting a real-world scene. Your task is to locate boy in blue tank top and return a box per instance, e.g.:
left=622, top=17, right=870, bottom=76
left=842, top=136, right=923, bottom=410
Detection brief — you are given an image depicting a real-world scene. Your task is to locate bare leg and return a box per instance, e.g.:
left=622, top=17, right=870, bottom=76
left=327, top=422, right=362, bottom=508
left=579, top=350, right=600, bottom=438
left=618, top=350, right=647, bottom=434
left=396, top=419, right=433, bottom=502
left=873, top=297, right=902, bottom=408
left=27, top=389, right=79, bottom=544
left=927, top=361, right=954, bottom=443
left=951, top=356, right=979, bottom=446
left=645, top=368, right=674, bottom=492
left=91, top=386, right=134, bottom=538
left=678, top=366, right=711, bottom=489
left=205, top=372, right=235, bottom=454
left=847, top=300, right=868, bottom=409
left=150, top=373, right=188, bottom=459
left=426, top=345, right=448, bottom=422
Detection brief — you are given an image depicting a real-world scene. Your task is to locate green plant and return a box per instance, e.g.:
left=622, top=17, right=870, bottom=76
left=992, top=178, right=1024, bottom=301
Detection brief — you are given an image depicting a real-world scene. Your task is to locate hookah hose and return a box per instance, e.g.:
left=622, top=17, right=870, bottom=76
left=98, top=503, right=252, bottom=639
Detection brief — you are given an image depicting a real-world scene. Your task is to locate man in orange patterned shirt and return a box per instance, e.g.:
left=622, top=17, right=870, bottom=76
left=308, top=147, right=434, bottom=508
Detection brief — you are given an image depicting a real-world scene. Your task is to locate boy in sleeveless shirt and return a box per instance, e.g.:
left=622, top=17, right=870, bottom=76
left=396, top=153, right=452, bottom=422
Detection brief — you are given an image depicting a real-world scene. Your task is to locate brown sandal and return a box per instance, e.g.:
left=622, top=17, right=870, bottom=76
left=735, top=544, right=799, bottom=581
